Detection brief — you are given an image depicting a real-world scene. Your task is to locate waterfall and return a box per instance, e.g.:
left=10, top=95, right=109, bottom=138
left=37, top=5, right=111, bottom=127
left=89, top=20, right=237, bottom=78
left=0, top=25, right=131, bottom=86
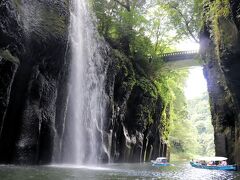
left=62, top=0, right=108, bottom=164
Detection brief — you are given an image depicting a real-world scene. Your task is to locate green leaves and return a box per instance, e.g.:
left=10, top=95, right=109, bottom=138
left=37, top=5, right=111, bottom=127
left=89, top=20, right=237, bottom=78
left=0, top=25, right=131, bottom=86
left=159, top=0, right=202, bottom=43
left=187, top=92, right=215, bottom=156
left=203, top=0, right=231, bottom=57
left=91, top=0, right=209, bottom=158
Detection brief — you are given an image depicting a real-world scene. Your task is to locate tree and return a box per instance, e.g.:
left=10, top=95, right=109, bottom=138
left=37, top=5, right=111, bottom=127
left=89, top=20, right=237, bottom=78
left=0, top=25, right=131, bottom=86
left=187, top=92, right=215, bottom=156
left=158, top=0, right=203, bottom=43
left=92, top=0, right=149, bottom=55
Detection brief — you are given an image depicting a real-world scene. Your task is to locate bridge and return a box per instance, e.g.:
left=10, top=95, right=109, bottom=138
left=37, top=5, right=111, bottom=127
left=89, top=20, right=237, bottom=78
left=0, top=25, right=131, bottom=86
left=161, top=50, right=202, bottom=69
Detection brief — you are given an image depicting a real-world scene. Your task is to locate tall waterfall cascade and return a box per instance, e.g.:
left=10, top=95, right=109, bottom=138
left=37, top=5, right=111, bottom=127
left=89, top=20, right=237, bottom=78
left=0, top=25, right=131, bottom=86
left=62, top=0, right=109, bottom=164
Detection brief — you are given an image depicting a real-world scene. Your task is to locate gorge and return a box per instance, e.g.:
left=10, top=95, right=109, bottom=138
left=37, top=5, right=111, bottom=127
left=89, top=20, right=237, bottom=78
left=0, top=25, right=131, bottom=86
left=0, top=0, right=168, bottom=165
left=0, top=0, right=240, bottom=168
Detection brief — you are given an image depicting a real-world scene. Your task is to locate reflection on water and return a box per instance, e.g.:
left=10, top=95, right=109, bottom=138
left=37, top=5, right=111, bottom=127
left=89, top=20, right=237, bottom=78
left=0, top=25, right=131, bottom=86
left=0, top=162, right=239, bottom=180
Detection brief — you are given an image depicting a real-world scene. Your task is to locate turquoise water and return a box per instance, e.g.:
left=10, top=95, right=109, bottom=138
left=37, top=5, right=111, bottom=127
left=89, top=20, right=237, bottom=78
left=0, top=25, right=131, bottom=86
left=0, top=162, right=239, bottom=180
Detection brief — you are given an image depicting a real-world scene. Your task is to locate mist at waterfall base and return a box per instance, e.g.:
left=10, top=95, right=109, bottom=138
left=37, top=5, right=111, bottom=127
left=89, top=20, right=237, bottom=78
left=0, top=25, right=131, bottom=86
left=0, top=163, right=239, bottom=180
left=60, top=0, right=108, bottom=164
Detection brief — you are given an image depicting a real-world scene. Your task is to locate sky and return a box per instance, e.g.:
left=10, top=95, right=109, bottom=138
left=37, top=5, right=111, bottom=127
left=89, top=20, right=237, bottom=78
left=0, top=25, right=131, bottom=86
left=175, top=39, right=200, bottom=51
left=184, top=67, right=208, bottom=99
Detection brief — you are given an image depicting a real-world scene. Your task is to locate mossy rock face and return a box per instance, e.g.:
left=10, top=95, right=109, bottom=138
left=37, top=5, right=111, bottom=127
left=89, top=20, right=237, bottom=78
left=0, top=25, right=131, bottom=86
left=136, top=77, right=158, bottom=99
left=13, top=0, right=69, bottom=41
left=106, top=48, right=168, bottom=162
left=218, top=17, right=239, bottom=54
left=109, top=49, right=158, bottom=103
left=111, top=49, right=135, bottom=81
left=38, top=0, right=69, bottom=39
left=40, top=7, right=68, bottom=37
left=108, top=49, right=136, bottom=103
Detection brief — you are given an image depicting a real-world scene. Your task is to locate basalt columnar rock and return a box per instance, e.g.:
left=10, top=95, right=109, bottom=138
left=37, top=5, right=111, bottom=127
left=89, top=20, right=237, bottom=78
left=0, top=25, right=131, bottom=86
left=200, top=0, right=240, bottom=164
left=0, top=0, right=70, bottom=164
left=0, top=0, right=168, bottom=164
left=105, top=49, right=169, bottom=162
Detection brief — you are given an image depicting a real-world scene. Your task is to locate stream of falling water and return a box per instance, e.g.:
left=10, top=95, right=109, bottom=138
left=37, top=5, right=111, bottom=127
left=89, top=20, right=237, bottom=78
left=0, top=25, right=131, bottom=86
left=62, top=0, right=108, bottom=165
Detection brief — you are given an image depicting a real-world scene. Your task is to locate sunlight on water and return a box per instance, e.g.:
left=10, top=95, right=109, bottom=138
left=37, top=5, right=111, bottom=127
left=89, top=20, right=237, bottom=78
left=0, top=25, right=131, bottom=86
left=48, top=164, right=111, bottom=171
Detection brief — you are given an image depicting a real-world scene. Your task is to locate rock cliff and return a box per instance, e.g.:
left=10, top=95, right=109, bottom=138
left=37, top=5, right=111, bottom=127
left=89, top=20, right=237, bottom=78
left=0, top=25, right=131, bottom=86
left=105, top=49, right=168, bottom=162
left=0, top=0, right=168, bottom=164
left=200, top=0, right=240, bottom=164
left=0, top=0, right=70, bottom=164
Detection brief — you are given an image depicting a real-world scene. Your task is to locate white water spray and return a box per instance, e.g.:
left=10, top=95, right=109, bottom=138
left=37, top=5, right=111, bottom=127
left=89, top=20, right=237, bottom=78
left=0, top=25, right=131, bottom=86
left=63, top=0, right=108, bottom=164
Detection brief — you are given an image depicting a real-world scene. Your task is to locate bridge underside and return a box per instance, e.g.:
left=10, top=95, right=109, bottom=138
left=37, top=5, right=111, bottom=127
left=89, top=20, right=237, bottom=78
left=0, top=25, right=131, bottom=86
left=161, top=51, right=203, bottom=69
left=164, top=57, right=203, bottom=69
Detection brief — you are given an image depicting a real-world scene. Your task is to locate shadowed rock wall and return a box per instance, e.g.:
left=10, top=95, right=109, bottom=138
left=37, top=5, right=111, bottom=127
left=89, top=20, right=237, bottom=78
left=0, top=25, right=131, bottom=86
left=0, top=0, right=70, bottom=164
left=200, top=0, right=240, bottom=164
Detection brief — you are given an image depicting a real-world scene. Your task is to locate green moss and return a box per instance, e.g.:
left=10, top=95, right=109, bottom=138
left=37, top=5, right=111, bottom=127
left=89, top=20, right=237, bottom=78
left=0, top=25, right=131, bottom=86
left=0, top=49, right=20, bottom=64
left=160, top=104, right=171, bottom=141
left=204, top=0, right=231, bottom=58
left=135, top=104, right=154, bottom=126
left=133, top=78, right=159, bottom=126
left=136, top=77, right=158, bottom=99
left=112, top=49, right=136, bottom=88
left=111, top=49, right=161, bottom=126
left=112, top=49, right=129, bottom=71
left=40, top=7, right=68, bottom=36
left=144, top=103, right=154, bottom=125
left=111, top=49, right=171, bottom=143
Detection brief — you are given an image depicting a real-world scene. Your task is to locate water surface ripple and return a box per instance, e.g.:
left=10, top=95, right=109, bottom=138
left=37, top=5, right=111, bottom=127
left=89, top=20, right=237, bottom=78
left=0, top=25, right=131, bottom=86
left=0, top=162, right=239, bottom=180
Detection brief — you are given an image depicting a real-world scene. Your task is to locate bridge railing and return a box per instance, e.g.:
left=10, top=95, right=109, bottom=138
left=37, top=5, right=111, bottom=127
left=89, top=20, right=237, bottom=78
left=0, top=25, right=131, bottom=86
left=160, top=50, right=199, bottom=62
left=160, top=50, right=199, bottom=57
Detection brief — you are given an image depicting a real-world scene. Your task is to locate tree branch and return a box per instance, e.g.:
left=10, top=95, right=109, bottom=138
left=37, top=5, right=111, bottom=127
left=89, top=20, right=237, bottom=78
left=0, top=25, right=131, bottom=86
left=171, top=5, right=199, bottom=43
left=113, top=0, right=130, bottom=11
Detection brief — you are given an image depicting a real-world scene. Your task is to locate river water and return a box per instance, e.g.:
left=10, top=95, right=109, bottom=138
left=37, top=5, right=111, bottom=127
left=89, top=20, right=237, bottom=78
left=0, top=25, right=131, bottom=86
left=0, top=162, right=239, bottom=180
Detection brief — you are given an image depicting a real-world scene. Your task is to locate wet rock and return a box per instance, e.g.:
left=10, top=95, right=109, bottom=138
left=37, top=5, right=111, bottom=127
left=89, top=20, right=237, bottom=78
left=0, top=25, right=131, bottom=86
left=0, top=56, right=19, bottom=138
left=0, top=0, right=70, bottom=164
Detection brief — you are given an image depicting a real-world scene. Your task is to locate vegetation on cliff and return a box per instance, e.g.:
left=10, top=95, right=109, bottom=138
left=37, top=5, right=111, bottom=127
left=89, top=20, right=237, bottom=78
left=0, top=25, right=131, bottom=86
left=202, top=0, right=231, bottom=58
left=91, top=0, right=206, bottom=159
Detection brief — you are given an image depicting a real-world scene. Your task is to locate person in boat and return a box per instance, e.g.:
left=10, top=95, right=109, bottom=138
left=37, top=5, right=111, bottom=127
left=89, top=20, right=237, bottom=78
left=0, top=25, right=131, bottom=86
left=207, top=161, right=212, bottom=166
left=162, top=159, right=167, bottom=163
left=220, top=160, right=227, bottom=166
left=190, top=157, right=236, bottom=171
left=207, top=161, right=215, bottom=166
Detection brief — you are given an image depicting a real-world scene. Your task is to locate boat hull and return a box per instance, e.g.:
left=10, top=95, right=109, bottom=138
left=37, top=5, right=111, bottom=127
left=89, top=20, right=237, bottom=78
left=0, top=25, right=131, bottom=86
left=151, top=161, right=170, bottom=167
left=190, top=161, right=237, bottom=171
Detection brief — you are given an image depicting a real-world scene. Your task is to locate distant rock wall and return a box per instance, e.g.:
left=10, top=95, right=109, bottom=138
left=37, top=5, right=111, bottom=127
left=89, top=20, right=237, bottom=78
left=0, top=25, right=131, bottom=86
left=200, top=0, right=240, bottom=164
